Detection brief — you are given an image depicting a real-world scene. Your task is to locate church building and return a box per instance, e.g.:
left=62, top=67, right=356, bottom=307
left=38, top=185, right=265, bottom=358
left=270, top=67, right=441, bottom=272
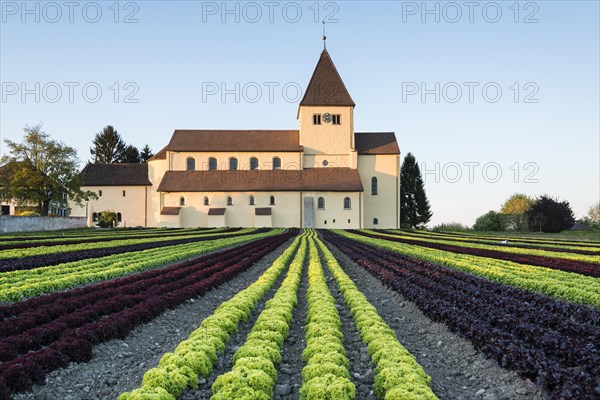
left=71, top=49, right=401, bottom=229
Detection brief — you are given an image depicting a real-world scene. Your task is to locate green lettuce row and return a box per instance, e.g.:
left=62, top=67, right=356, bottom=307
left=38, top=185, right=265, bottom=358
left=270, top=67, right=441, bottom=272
left=299, top=231, right=355, bottom=399
left=0, top=228, right=253, bottom=260
left=395, top=230, right=599, bottom=252
left=338, top=230, right=600, bottom=308
left=315, top=236, right=438, bottom=400
left=0, top=228, right=226, bottom=247
left=367, top=230, right=600, bottom=264
left=399, top=229, right=600, bottom=248
left=0, top=230, right=282, bottom=303
left=117, top=231, right=307, bottom=400
left=210, top=235, right=309, bottom=399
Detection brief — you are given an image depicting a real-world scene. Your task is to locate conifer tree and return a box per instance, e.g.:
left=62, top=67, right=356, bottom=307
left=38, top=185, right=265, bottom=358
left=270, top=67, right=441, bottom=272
left=400, top=153, right=432, bottom=228
left=90, top=126, right=126, bottom=163
left=140, top=145, right=154, bottom=162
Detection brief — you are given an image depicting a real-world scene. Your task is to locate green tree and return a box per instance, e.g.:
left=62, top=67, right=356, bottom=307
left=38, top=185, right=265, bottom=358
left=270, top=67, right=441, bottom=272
left=499, top=193, right=533, bottom=231
left=473, top=210, right=505, bottom=231
left=120, top=144, right=141, bottom=163
left=97, top=210, right=118, bottom=228
left=526, top=195, right=575, bottom=233
left=90, top=125, right=126, bottom=163
left=400, top=153, right=432, bottom=228
left=140, top=145, right=154, bottom=162
left=0, top=124, right=96, bottom=216
left=586, top=201, right=600, bottom=226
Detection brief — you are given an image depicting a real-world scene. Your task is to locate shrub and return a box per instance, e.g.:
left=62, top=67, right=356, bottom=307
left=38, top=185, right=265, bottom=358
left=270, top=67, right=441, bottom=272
left=97, top=210, right=119, bottom=228
left=473, top=210, right=505, bottom=231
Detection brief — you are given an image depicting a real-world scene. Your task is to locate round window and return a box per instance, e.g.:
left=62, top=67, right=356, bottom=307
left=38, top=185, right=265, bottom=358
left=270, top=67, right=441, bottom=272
left=322, top=160, right=329, bottom=166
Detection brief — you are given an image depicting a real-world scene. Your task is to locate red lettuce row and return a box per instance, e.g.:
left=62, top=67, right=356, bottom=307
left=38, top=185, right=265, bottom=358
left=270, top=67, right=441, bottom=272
left=0, top=230, right=296, bottom=396
left=324, top=231, right=600, bottom=400
left=351, top=230, right=600, bottom=278
left=0, top=229, right=263, bottom=273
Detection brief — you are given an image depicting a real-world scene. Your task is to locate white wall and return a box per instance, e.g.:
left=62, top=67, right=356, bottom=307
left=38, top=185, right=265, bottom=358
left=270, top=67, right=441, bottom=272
left=358, top=154, right=400, bottom=229
left=70, top=186, right=148, bottom=227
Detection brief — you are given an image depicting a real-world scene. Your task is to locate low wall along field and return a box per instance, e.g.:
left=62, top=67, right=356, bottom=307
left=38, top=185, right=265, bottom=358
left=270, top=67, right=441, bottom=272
left=0, top=216, right=87, bottom=233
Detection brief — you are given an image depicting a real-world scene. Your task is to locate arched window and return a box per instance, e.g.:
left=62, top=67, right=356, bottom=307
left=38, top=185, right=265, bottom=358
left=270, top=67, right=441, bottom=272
left=344, top=197, right=351, bottom=210
left=272, top=157, right=281, bottom=170
left=208, top=157, right=217, bottom=171
left=117, top=212, right=122, bottom=222
left=249, top=195, right=255, bottom=205
left=180, top=196, right=185, bottom=206
left=250, top=157, right=259, bottom=170
left=92, top=212, right=98, bottom=222
left=373, top=218, right=379, bottom=225
left=269, top=196, right=275, bottom=205
left=317, top=197, right=325, bottom=209
left=227, top=196, right=233, bottom=206
left=203, top=196, right=209, bottom=206
left=186, top=157, right=196, bottom=171
left=371, top=177, right=378, bottom=195
left=229, top=157, right=238, bottom=170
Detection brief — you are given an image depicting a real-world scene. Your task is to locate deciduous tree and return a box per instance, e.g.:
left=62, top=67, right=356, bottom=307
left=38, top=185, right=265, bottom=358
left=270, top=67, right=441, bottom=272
left=1, top=124, right=96, bottom=216
left=473, top=210, right=505, bottom=231
left=526, top=195, right=575, bottom=233
left=499, top=193, right=533, bottom=231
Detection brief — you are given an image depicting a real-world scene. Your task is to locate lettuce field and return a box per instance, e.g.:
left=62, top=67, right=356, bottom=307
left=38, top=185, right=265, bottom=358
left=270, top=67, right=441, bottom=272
left=0, top=228, right=598, bottom=400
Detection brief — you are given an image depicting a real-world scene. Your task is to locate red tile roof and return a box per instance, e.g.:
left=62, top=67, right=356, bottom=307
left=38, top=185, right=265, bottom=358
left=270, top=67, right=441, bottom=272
left=255, top=207, right=272, bottom=216
left=160, top=207, right=181, bottom=215
left=81, top=163, right=152, bottom=186
left=355, top=132, right=400, bottom=155
left=300, top=49, right=355, bottom=107
left=165, top=130, right=303, bottom=152
left=157, top=168, right=364, bottom=192
left=148, top=146, right=167, bottom=161
left=208, top=208, right=226, bottom=216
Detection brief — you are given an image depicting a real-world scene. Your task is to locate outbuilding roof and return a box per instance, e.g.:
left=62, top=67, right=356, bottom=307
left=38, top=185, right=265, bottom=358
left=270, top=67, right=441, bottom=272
left=160, top=207, right=181, bottom=215
left=208, top=208, right=226, bottom=216
left=80, top=163, right=152, bottom=186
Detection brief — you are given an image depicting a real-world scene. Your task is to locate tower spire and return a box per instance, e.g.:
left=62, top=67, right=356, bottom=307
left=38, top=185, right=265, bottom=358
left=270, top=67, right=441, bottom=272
left=322, top=21, right=327, bottom=50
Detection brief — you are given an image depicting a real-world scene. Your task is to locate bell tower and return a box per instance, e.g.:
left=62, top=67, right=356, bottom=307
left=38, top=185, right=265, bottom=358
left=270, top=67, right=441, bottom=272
left=298, top=49, right=357, bottom=169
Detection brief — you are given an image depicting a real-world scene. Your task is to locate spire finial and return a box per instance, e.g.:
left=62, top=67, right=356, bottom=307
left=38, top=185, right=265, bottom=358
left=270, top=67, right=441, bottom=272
left=322, top=20, right=327, bottom=50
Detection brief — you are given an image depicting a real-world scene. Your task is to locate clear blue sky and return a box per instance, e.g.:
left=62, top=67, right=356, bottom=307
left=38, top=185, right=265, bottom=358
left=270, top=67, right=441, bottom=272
left=1, top=1, right=598, bottom=226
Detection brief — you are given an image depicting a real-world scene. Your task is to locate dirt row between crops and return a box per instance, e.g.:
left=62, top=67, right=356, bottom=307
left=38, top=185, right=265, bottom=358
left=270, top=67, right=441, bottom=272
left=327, top=244, right=545, bottom=400
left=13, top=237, right=295, bottom=400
